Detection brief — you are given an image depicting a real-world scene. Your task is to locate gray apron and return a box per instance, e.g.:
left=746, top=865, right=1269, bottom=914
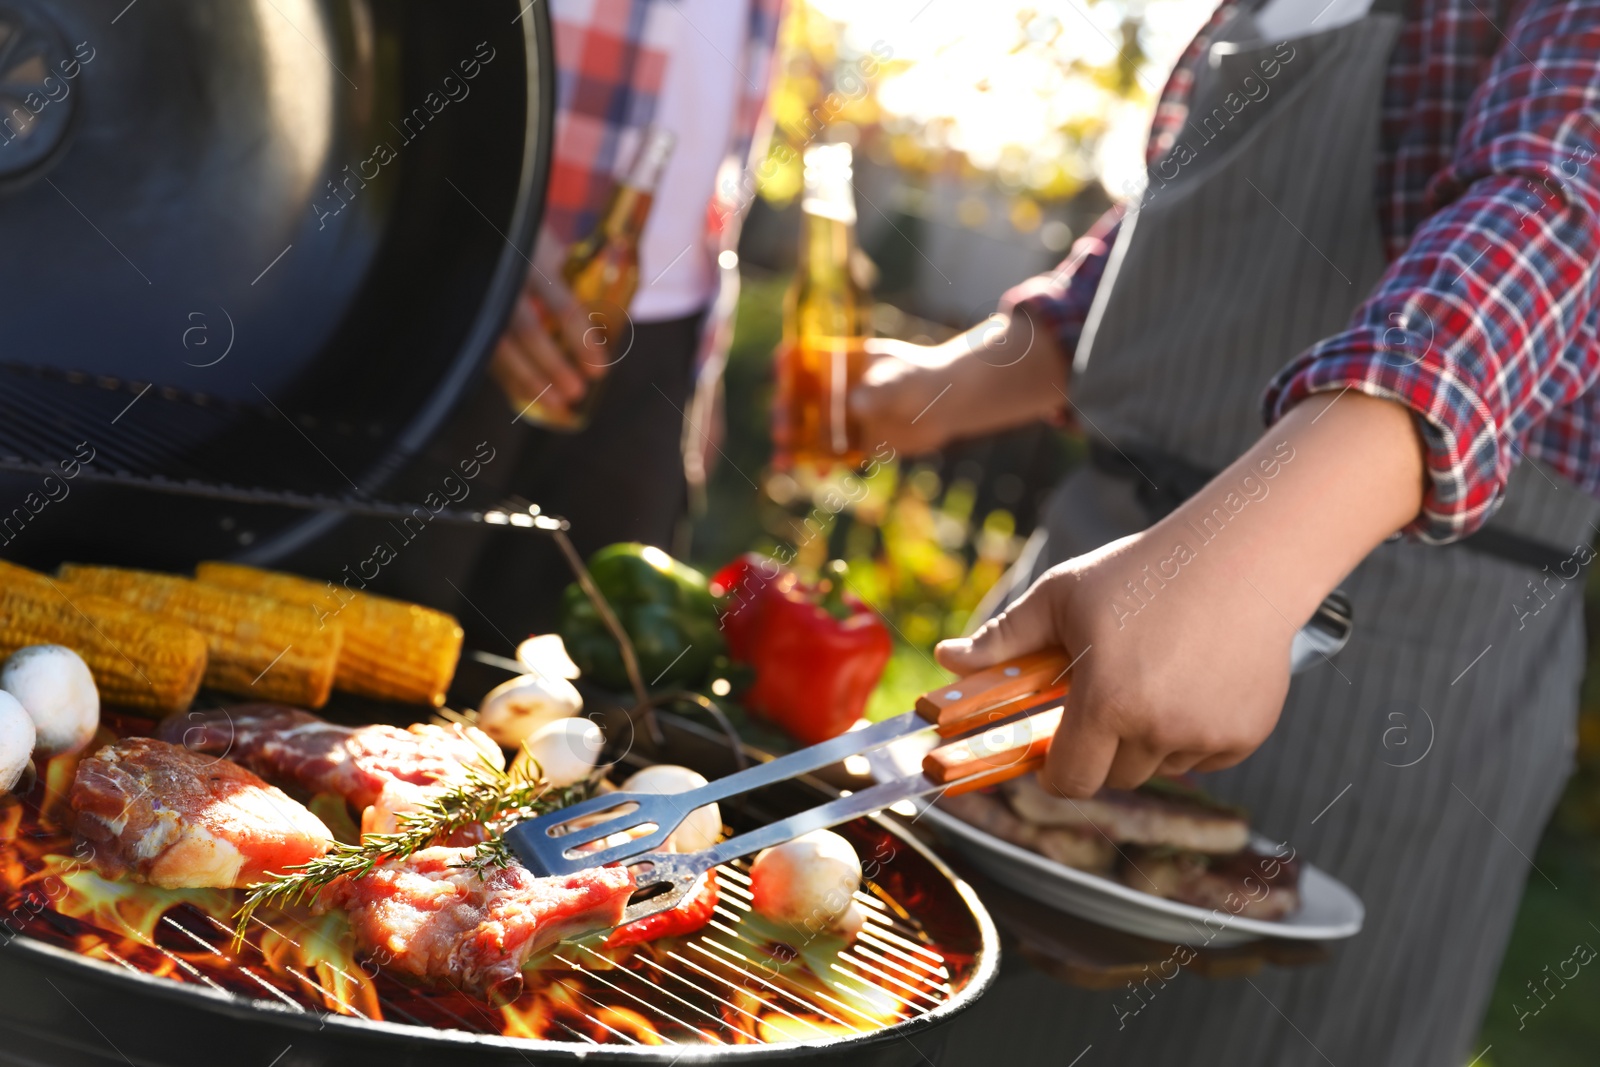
left=948, top=3, right=1600, bottom=1065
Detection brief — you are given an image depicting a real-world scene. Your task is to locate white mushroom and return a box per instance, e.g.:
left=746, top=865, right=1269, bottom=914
left=516, top=634, right=581, bottom=679
left=749, top=829, right=866, bottom=938
left=0, top=691, right=37, bottom=792
left=1, top=645, right=99, bottom=756
left=477, top=673, right=582, bottom=749
left=513, top=716, right=604, bottom=788
left=621, top=765, right=721, bottom=853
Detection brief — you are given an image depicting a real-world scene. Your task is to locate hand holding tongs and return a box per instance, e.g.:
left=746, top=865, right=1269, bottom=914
left=507, top=589, right=1353, bottom=923
left=506, top=650, right=1076, bottom=923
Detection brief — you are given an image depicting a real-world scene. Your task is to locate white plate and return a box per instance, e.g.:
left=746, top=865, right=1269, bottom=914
left=867, top=737, right=1363, bottom=947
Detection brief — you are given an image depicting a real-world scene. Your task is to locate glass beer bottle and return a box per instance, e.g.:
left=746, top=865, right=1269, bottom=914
left=773, top=143, right=872, bottom=470
left=520, top=126, right=677, bottom=431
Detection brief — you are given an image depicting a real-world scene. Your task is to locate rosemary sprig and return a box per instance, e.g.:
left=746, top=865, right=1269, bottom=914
left=232, top=755, right=592, bottom=938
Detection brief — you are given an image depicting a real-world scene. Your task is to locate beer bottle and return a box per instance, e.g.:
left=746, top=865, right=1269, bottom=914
left=520, top=126, right=677, bottom=431
left=773, top=143, right=872, bottom=470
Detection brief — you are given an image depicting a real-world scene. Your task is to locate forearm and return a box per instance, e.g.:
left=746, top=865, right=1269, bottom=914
left=1153, top=392, right=1425, bottom=625
left=956, top=307, right=1070, bottom=430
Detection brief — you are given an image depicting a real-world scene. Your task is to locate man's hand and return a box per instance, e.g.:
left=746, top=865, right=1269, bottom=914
left=489, top=236, right=614, bottom=419
left=849, top=309, right=1068, bottom=456
left=936, top=391, right=1427, bottom=796
left=489, top=289, right=604, bottom=419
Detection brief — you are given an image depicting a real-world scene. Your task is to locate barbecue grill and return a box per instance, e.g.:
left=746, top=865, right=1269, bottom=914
left=0, top=5, right=1002, bottom=1058
left=0, top=702, right=998, bottom=1065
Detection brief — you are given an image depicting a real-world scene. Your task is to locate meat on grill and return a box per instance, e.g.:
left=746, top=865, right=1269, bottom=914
left=159, top=704, right=503, bottom=810
left=317, top=847, right=634, bottom=1002
left=1003, top=773, right=1250, bottom=854
left=69, top=738, right=334, bottom=889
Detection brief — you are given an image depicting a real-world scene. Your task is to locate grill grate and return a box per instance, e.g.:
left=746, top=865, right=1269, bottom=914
left=0, top=363, right=558, bottom=528
left=5, top=810, right=969, bottom=1048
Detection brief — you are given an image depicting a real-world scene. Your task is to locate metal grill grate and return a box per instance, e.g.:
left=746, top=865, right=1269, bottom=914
left=8, top=815, right=969, bottom=1048
left=0, top=363, right=555, bottom=527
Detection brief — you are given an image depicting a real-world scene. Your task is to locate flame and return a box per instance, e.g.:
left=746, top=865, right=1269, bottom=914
left=757, top=1014, right=862, bottom=1043
left=39, top=861, right=231, bottom=943
left=498, top=991, right=551, bottom=1040
left=596, top=1006, right=671, bottom=1044
left=257, top=909, right=383, bottom=1018
left=39, top=727, right=113, bottom=825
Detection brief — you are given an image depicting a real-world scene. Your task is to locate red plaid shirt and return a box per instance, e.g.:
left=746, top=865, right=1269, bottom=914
left=545, top=0, right=783, bottom=247
left=1009, top=0, right=1600, bottom=543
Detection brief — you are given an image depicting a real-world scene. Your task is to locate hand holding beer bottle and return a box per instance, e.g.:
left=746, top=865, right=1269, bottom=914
left=492, top=127, right=677, bottom=431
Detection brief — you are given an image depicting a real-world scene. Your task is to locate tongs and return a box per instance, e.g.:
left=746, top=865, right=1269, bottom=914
left=506, top=592, right=1353, bottom=924
left=507, top=650, right=1075, bottom=923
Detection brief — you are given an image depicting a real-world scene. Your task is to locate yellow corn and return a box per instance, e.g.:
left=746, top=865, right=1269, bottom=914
left=0, top=559, right=208, bottom=711
left=194, top=562, right=462, bottom=706
left=56, top=564, right=341, bottom=708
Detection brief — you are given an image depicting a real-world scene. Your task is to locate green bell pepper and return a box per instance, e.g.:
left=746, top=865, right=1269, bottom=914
left=558, top=543, right=725, bottom=691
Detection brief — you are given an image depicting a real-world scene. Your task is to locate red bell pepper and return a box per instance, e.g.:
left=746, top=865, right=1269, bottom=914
left=708, top=553, right=774, bottom=663
left=710, top=557, right=892, bottom=746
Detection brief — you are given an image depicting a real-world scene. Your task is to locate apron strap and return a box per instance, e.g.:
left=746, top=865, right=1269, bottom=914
left=1086, top=438, right=1581, bottom=573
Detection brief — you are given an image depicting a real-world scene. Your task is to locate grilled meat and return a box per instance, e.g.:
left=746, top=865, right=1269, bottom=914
left=1003, top=774, right=1250, bottom=854
left=1122, top=845, right=1302, bottom=920
left=317, top=847, right=633, bottom=1002
left=159, top=704, right=502, bottom=810
left=940, top=774, right=1302, bottom=917
left=938, top=789, right=1038, bottom=848
left=938, top=790, right=1115, bottom=874
left=1033, top=827, right=1117, bottom=874
left=70, top=738, right=333, bottom=889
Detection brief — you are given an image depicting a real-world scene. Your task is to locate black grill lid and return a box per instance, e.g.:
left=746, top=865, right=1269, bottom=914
left=0, top=0, right=553, bottom=568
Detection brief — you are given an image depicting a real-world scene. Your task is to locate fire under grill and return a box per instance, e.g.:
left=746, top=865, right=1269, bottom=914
left=0, top=712, right=994, bottom=1062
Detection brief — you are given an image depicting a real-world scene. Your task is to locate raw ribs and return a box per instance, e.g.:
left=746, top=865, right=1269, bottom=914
left=159, top=704, right=502, bottom=809
left=317, top=847, right=634, bottom=1002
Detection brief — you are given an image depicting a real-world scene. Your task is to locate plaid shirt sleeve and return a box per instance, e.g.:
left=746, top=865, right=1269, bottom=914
left=1262, top=0, right=1600, bottom=542
left=1000, top=207, right=1123, bottom=357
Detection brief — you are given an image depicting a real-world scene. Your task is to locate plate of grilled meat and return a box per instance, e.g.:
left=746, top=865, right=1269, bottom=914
left=868, top=735, right=1364, bottom=947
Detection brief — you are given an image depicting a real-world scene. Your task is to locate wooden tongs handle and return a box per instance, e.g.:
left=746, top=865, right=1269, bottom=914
left=913, top=649, right=1072, bottom=797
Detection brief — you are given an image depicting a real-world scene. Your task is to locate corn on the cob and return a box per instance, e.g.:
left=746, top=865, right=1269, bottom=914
left=0, top=559, right=208, bottom=711
left=56, top=564, right=341, bottom=708
left=194, top=562, right=462, bottom=707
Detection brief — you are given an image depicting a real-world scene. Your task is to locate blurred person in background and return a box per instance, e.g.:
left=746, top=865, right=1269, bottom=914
left=852, top=0, right=1600, bottom=1063
left=459, top=0, right=783, bottom=642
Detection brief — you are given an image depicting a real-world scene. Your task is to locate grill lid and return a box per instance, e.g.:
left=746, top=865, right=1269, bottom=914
left=0, top=0, right=552, bottom=566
